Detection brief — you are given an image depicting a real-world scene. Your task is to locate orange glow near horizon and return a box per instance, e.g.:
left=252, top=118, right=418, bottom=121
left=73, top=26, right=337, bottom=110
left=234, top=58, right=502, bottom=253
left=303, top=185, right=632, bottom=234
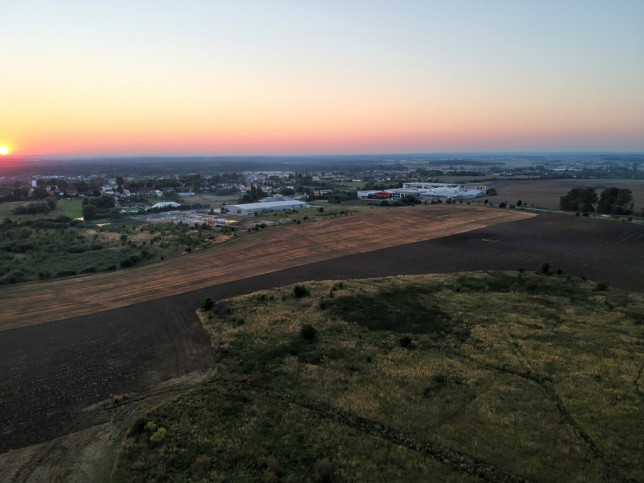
left=2, top=2, right=643, bottom=156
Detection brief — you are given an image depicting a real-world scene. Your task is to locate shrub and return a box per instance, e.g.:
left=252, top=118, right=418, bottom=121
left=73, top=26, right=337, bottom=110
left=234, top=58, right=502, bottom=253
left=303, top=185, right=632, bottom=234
left=313, top=458, right=333, bottom=482
left=594, top=282, right=608, bottom=292
left=149, top=427, right=167, bottom=443
left=56, top=270, right=77, bottom=278
left=193, top=455, right=212, bottom=473
left=120, top=254, right=141, bottom=268
left=201, top=297, right=215, bottom=311
left=540, top=262, right=551, bottom=274
left=399, top=335, right=412, bottom=348
left=301, top=324, right=317, bottom=340
left=38, top=271, right=52, bottom=280
left=293, top=284, right=310, bottom=298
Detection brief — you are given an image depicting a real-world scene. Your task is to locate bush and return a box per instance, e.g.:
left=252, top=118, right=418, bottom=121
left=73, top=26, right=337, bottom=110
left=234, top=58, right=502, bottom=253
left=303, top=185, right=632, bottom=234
left=13, top=201, right=51, bottom=215
left=56, top=270, right=77, bottom=278
left=301, top=324, right=317, bottom=340
left=594, top=282, right=608, bottom=292
left=399, top=335, right=412, bottom=348
left=293, top=284, right=310, bottom=298
left=540, top=262, right=551, bottom=274
left=313, top=458, right=333, bottom=482
left=201, top=297, right=215, bottom=311
left=120, top=255, right=141, bottom=268
left=149, top=427, right=167, bottom=443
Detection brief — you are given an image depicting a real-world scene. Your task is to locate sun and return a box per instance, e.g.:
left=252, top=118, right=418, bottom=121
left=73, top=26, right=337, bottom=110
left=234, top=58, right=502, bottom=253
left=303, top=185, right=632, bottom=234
left=0, top=146, right=9, bottom=156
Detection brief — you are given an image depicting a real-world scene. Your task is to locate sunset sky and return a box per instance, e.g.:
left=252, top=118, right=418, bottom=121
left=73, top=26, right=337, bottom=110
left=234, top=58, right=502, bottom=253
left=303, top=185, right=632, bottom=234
left=1, top=1, right=643, bottom=156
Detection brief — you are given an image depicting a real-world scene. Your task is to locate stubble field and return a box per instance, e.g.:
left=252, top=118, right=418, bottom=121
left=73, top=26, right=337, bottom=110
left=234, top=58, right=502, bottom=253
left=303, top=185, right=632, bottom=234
left=0, top=205, right=532, bottom=331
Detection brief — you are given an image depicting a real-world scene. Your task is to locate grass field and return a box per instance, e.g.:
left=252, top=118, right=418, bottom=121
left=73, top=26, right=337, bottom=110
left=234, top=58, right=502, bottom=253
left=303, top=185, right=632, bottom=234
left=60, top=199, right=83, bottom=218
left=112, top=272, right=644, bottom=481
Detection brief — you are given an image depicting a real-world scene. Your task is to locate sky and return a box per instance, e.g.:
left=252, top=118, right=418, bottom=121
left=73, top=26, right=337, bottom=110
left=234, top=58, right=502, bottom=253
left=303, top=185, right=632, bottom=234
left=1, top=0, right=643, bottom=156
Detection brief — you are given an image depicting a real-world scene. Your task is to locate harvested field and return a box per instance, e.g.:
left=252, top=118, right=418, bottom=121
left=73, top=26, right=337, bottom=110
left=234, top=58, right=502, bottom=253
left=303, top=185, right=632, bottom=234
left=0, top=205, right=532, bottom=331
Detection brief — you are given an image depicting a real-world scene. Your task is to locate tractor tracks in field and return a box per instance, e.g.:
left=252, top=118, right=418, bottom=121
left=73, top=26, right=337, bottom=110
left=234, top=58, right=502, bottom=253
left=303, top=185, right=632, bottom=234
left=446, top=339, right=622, bottom=482
left=210, top=378, right=528, bottom=483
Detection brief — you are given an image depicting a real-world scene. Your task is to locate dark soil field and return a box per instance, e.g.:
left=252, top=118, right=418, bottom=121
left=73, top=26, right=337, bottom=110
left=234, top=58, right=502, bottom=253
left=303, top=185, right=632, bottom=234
left=1, top=209, right=643, bottom=478
left=485, top=178, right=644, bottom=211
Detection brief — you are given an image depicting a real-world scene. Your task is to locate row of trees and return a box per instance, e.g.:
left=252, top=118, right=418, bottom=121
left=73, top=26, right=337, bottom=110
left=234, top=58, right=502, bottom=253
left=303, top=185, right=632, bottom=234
left=12, top=197, right=58, bottom=215
left=559, top=187, right=634, bottom=214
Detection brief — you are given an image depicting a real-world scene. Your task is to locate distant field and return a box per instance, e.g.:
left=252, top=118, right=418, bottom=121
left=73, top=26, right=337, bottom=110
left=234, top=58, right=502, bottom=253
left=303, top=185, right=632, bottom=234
left=60, top=199, right=83, bottom=218
left=0, top=199, right=83, bottom=220
left=485, top=178, right=644, bottom=211
left=0, top=202, right=19, bottom=218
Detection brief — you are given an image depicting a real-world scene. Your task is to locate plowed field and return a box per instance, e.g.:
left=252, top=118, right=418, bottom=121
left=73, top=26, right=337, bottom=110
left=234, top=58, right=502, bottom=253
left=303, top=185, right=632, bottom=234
left=0, top=205, right=532, bottom=331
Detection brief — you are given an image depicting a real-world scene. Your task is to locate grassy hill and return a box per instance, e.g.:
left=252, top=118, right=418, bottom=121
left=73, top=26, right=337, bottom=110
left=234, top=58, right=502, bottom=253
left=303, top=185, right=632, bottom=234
left=112, top=271, right=644, bottom=482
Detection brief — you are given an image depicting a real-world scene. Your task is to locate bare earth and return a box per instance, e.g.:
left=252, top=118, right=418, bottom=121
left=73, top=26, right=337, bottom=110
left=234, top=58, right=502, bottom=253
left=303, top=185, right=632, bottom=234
left=1, top=205, right=644, bottom=481
left=486, top=178, right=644, bottom=211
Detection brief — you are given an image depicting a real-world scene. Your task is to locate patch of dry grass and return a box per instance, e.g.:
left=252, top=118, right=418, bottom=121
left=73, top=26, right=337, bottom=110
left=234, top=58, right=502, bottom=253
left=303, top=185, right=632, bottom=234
left=116, top=271, right=644, bottom=481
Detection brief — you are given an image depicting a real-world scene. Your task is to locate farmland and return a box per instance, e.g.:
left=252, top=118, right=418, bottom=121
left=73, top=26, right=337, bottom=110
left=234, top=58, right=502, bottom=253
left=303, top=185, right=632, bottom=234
left=480, top=178, right=644, bottom=212
left=1, top=206, right=643, bottom=481
left=0, top=205, right=533, bottom=330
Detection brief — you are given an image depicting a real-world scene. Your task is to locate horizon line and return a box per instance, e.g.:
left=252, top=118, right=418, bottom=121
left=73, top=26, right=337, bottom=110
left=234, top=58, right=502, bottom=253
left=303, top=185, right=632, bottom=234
left=5, top=150, right=644, bottom=160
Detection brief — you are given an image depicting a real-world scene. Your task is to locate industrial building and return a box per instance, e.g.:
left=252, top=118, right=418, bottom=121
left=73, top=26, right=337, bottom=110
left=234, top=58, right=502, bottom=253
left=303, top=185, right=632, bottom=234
left=358, top=183, right=486, bottom=201
left=227, top=199, right=309, bottom=216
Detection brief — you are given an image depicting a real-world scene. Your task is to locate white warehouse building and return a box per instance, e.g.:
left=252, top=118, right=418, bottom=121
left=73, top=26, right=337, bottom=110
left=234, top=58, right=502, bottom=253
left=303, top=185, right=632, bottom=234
left=402, top=182, right=486, bottom=200
left=227, top=199, right=309, bottom=216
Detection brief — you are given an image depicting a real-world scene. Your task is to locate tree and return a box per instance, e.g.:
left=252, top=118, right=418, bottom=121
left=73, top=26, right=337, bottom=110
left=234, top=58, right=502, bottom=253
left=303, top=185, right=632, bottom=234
left=597, top=187, right=633, bottom=215
left=82, top=205, right=97, bottom=220
left=45, top=196, right=57, bottom=210
left=95, top=194, right=116, bottom=210
left=31, top=186, right=49, bottom=200
left=559, top=187, right=597, bottom=212
left=239, top=183, right=267, bottom=203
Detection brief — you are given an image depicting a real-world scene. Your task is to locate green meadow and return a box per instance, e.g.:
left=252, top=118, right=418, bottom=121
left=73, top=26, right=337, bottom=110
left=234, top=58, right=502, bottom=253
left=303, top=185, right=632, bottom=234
left=112, top=271, right=644, bottom=482
left=60, top=199, right=84, bottom=218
